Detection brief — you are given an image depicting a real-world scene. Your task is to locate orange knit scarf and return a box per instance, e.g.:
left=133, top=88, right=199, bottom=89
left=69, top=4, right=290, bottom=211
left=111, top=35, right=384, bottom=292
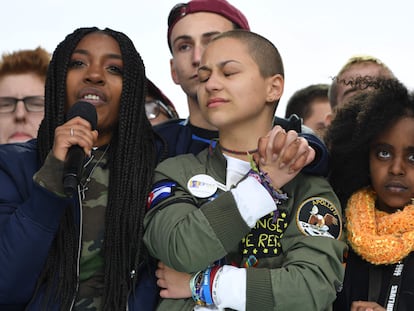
left=346, top=187, right=414, bottom=265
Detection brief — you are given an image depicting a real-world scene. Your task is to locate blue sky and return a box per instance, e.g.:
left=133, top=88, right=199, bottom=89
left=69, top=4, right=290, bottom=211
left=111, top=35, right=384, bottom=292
left=2, top=0, right=412, bottom=117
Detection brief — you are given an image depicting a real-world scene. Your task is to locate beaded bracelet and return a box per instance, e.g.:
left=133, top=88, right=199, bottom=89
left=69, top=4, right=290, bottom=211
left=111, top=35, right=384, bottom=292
left=247, top=155, right=288, bottom=205
left=247, top=168, right=288, bottom=204
left=190, top=271, right=205, bottom=306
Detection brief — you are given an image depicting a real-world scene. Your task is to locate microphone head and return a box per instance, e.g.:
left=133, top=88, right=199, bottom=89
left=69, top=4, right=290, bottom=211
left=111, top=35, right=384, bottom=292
left=66, top=101, right=97, bottom=130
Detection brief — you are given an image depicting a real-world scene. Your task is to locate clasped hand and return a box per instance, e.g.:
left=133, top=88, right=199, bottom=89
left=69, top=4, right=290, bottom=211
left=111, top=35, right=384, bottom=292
left=253, top=125, right=315, bottom=189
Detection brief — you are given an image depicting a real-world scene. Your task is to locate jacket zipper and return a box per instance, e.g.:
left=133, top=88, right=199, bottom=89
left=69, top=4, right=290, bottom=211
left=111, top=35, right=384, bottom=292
left=69, top=186, right=83, bottom=310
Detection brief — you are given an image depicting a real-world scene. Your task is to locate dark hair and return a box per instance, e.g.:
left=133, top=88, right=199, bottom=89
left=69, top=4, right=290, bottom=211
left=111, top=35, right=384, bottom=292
left=34, top=27, right=156, bottom=310
left=285, top=84, right=329, bottom=120
left=325, top=77, right=412, bottom=207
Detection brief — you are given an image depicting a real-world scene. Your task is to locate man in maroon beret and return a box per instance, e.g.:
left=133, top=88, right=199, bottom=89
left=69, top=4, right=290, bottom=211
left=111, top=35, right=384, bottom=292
left=167, top=0, right=249, bottom=131
left=154, top=0, right=251, bottom=160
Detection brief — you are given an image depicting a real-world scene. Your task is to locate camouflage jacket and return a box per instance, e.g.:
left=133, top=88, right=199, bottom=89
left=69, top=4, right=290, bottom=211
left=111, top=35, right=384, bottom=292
left=0, top=140, right=158, bottom=311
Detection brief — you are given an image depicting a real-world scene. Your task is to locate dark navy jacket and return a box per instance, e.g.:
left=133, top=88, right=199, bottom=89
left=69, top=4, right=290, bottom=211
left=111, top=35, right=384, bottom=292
left=0, top=140, right=158, bottom=310
left=154, top=116, right=329, bottom=176
left=334, top=249, right=414, bottom=311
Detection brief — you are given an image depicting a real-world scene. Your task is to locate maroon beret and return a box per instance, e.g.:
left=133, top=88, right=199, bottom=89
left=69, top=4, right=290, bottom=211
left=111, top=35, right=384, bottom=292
left=167, top=0, right=250, bottom=50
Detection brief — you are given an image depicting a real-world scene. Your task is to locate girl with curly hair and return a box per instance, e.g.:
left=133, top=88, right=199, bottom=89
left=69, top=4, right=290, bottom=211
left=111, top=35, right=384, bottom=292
left=326, top=77, right=414, bottom=311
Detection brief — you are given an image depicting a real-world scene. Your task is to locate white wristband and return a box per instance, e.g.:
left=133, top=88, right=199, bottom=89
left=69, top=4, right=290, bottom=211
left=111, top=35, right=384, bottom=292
left=231, top=176, right=276, bottom=227
left=213, top=265, right=246, bottom=311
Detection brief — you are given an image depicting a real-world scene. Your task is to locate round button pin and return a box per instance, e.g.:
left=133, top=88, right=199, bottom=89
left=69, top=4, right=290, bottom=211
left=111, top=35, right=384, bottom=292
left=187, top=174, right=218, bottom=198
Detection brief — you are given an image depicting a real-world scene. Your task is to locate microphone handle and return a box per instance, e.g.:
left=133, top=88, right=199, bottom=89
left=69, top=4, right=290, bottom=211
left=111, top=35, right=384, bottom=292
left=63, top=145, right=85, bottom=197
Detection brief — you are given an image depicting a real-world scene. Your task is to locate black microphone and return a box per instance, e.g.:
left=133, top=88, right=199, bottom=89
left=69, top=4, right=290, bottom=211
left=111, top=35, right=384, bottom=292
left=63, top=101, right=97, bottom=197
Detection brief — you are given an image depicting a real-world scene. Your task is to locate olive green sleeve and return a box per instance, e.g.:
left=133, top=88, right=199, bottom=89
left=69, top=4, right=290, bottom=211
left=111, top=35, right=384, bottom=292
left=33, top=151, right=66, bottom=197
left=143, top=156, right=250, bottom=273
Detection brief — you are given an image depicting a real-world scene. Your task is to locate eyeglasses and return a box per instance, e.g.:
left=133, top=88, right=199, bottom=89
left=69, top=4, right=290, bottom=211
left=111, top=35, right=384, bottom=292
left=0, top=96, right=45, bottom=113
left=145, top=100, right=175, bottom=120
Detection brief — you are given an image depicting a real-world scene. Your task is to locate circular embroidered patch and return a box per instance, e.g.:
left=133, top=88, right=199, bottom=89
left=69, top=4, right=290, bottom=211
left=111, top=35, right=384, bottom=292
left=296, top=197, right=342, bottom=239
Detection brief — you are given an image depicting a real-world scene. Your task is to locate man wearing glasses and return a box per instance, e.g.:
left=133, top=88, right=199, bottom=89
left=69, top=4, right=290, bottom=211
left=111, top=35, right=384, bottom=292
left=146, top=78, right=179, bottom=126
left=0, top=47, right=50, bottom=144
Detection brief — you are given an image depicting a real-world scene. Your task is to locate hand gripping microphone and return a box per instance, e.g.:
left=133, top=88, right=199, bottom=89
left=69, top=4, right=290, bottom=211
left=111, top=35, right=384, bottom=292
left=63, top=101, right=97, bottom=197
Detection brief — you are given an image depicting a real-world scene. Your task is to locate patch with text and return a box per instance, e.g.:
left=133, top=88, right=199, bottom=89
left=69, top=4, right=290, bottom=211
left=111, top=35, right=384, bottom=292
left=296, top=197, right=341, bottom=239
left=241, top=210, right=289, bottom=258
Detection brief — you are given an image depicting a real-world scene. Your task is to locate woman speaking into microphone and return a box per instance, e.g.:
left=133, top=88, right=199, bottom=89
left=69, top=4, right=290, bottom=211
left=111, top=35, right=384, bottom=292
left=0, top=27, right=158, bottom=310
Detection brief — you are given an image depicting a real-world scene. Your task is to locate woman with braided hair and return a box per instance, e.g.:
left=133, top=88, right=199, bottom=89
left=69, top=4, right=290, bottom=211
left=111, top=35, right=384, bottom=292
left=325, top=77, right=414, bottom=311
left=0, top=27, right=158, bottom=310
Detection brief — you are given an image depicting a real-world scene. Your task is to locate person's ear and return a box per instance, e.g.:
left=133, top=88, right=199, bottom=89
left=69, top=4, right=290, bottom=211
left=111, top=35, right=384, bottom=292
left=325, top=112, right=333, bottom=126
left=266, top=74, right=284, bottom=102
left=170, top=58, right=180, bottom=85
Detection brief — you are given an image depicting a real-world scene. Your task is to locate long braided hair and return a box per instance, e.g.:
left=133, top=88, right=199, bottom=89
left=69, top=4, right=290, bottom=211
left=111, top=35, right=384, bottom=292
left=34, top=27, right=156, bottom=310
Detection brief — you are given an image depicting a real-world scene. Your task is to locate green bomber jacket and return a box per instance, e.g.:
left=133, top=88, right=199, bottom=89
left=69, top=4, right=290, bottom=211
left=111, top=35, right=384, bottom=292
left=144, top=146, right=347, bottom=311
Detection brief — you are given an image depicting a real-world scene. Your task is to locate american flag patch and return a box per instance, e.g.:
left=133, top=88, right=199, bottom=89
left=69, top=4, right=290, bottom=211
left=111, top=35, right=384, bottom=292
left=147, top=180, right=177, bottom=210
